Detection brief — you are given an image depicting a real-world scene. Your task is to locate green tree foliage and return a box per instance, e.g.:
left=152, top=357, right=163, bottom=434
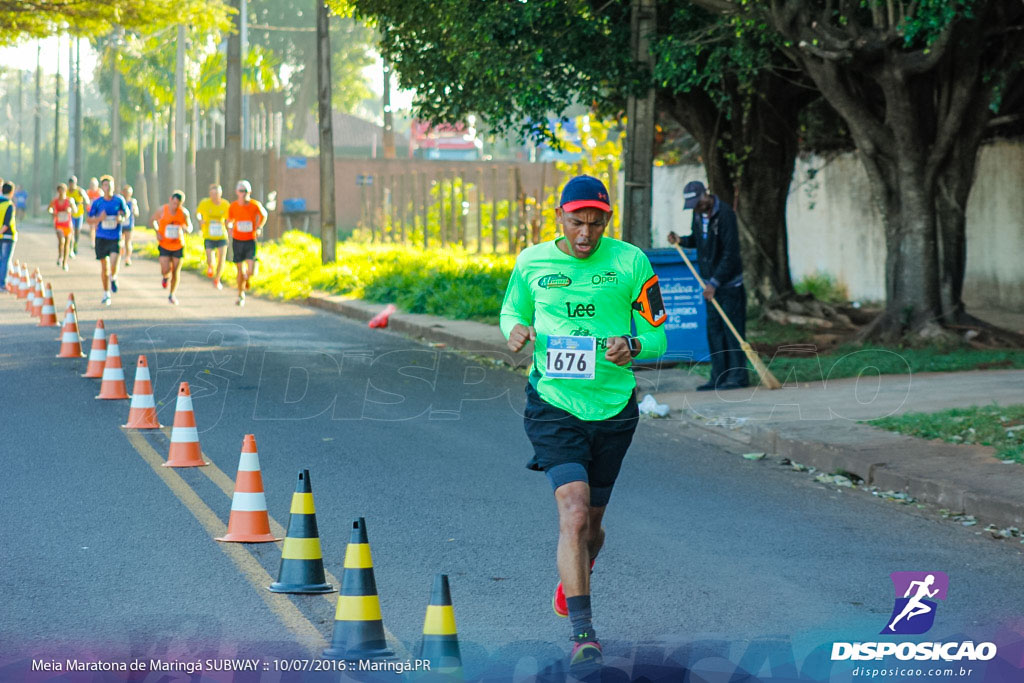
left=694, top=0, right=1024, bottom=340
left=0, top=0, right=230, bottom=44
left=91, top=9, right=276, bottom=130
left=344, top=0, right=822, bottom=303
left=247, top=0, right=374, bottom=141
left=339, top=0, right=633, bottom=145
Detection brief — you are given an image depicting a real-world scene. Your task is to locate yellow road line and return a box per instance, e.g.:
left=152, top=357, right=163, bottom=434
left=122, top=429, right=327, bottom=654
left=156, top=427, right=411, bottom=660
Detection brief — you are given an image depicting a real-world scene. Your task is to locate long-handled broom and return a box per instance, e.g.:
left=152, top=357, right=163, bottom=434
left=668, top=241, right=781, bottom=390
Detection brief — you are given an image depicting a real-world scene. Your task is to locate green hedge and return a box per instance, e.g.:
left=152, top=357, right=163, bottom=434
left=138, top=230, right=515, bottom=322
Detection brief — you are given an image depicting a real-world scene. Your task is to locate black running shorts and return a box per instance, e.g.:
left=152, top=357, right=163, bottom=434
left=522, top=382, right=638, bottom=507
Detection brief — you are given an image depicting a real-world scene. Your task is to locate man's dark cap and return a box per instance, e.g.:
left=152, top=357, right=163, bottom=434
left=683, top=180, right=706, bottom=209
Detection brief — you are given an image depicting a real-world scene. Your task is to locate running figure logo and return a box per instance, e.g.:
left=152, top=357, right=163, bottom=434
left=881, top=571, right=949, bottom=635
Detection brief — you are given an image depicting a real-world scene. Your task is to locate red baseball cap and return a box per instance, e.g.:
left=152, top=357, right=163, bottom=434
left=560, top=175, right=611, bottom=213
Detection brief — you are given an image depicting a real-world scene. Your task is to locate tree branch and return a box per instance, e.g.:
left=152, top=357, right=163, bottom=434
left=686, top=0, right=740, bottom=14
left=895, top=22, right=955, bottom=76
left=798, top=55, right=894, bottom=156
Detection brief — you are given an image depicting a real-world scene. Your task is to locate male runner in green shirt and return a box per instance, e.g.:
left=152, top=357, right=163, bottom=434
left=500, top=174, right=667, bottom=670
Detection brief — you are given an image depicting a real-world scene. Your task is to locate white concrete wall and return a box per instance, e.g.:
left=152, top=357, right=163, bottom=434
left=963, top=141, right=1024, bottom=310
left=650, top=164, right=703, bottom=248
left=785, top=153, right=887, bottom=302
left=649, top=140, right=1024, bottom=308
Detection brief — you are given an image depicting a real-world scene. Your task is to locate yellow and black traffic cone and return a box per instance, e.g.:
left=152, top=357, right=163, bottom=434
left=415, top=574, right=463, bottom=679
left=322, top=517, right=394, bottom=661
left=268, top=469, right=334, bottom=594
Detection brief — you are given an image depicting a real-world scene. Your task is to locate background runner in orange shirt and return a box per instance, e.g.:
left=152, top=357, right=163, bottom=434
left=48, top=183, right=77, bottom=270
left=225, top=180, right=267, bottom=307
left=85, top=177, right=102, bottom=247
left=149, top=190, right=193, bottom=305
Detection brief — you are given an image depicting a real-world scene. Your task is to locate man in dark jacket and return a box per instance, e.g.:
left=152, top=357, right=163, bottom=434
left=669, top=181, right=748, bottom=390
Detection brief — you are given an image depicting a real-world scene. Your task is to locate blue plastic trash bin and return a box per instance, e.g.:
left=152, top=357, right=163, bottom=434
left=634, top=248, right=710, bottom=364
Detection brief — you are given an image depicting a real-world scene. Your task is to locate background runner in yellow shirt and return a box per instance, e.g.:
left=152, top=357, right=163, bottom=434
left=66, top=176, right=89, bottom=259
left=196, top=183, right=230, bottom=289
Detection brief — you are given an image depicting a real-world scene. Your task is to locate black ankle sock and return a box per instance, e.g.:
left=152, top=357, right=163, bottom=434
left=566, top=595, right=593, bottom=638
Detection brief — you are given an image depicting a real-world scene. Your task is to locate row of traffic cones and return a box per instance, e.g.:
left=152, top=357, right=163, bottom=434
left=9, top=260, right=59, bottom=327
left=267, top=469, right=460, bottom=671
left=14, top=260, right=460, bottom=675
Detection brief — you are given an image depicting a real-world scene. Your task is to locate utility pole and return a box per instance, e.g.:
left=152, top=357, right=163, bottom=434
left=136, top=116, right=149, bottom=215
left=66, top=36, right=75, bottom=176
left=188, top=99, right=198, bottom=209
left=32, top=43, right=41, bottom=213
left=225, top=0, right=243, bottom=189
left=316, top=0, right=337, bottom=263
left=52, top=33, right=62, bottom=192
left=240, top=0, right=249, bottom=150
left=149, top=111, right=160, bottom=210
left=74, top=37, right=83, bottom=177
left=382, top=55, right=395, bottom=159
left=174, top=24, right=186, bottom=193
left=111, top=28, right=123, bottom=182
left=621, top=0, right=656, bottom=248
left=17, top=66, right=23, bottom=180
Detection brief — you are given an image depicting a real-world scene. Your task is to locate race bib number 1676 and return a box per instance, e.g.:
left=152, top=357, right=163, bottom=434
left=545, top=336, right=596, bottom=380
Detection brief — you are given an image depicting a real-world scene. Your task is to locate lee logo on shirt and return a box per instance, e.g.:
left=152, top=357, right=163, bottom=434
left=538, top=273, right=572, bottom=289
left=565, top=302, right=596, bottom=318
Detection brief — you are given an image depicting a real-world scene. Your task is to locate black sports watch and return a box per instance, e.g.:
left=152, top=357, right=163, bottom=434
left=621, top=335, right=641, bottom=358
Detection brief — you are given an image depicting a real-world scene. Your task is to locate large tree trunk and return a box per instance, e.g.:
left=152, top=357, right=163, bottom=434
left=746, top=0, right=1024, bottom=343
left=730, top=70, right=801, bottom=305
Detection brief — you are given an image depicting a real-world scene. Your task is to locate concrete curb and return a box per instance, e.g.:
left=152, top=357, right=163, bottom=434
left=305, top=292, right=533, bottom=366
left=303, top=291, right=1024, bottom=532
left=677, top=414, right=1024, bottom=530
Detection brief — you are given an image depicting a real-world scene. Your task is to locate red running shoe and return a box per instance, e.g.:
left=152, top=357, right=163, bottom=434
left=553, top=559, right=595, bottom=618
left=569, top=631, right=603, bottom=672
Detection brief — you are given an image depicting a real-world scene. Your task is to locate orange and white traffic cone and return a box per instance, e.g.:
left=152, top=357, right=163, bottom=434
left=81, top=320, right=108, bottom=377
left=56, top=297, right=86, bottom=358
left=216, top=434, right=280, bottom=543
left=123, top=355, right=161, bottom=429
left=27, top=272, right=40, bottom=315
left=37, top=283, right=59, bottom=327
left=96, top=333, right=130, bottom=400
left=164, top=382, right=206, bottom=467
left=6, top=259, right=17, bottom=293
left=17, top=264, right=30, bottom=300
left=368, top=303, right=396, bottom=328
left=30, top=273, right=44, bottom=318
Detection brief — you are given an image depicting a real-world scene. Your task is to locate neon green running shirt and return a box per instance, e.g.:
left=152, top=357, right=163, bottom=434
left=500, top=236, right=668, bottom=421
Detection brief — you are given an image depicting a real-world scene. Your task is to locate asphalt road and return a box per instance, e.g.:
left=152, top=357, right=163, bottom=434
left=2, top=222, right=1023, bottom=682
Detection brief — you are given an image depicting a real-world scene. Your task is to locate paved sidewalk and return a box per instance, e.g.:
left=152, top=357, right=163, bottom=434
left=305, top=291, right=1024, bottom=530
left=652, top=370, right=1024, bottom=529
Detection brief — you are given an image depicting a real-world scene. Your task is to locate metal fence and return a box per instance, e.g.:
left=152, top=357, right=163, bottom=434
left=355, top=164, right=620, bottom=253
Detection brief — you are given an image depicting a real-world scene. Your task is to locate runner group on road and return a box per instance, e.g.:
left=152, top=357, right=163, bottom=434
left=5, top=171, right=267, bottom=307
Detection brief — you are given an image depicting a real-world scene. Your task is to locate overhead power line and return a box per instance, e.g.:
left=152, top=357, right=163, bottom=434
left=248, top=23, right=315, bottom=32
